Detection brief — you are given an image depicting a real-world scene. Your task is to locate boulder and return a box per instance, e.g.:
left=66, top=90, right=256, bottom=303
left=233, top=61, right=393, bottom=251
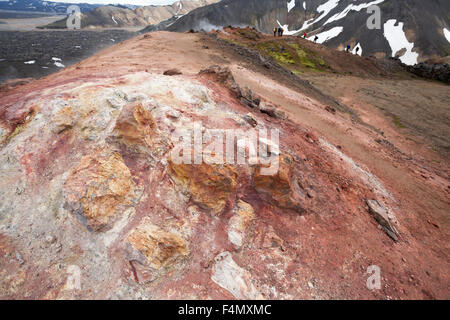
left=163, top=69, right=183, bottom=76
left=254, top=154, right=305, bottom=212
left=63, top=150, right=137, bottom=232
left=242, top=113, right=258, bottom=127
left=227, top=200, right=256, bottom=248
left=240, top=86, right=261, bottom=108
left=127, top=220, right=189, bottom=271
left=366, top=199, right=399, bottom=242
left=110, top=102, right=169, bottom=156
left=259, top=102, right=287, bottom=120
left=51, top=106, right=76, bottom=134
left=198, top=65, right=242, bottom=98
left=168, top=159, right=238, bottom=214
left=212, top=251, right=264, bottom=299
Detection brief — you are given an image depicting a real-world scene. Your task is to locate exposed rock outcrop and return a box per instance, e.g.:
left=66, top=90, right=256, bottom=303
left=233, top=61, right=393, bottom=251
left=128, top=224, right=188, bottom=269
left=407, top=63, right=450, bottom=83
left=169, top=160, right=238, bottom=215
left=227, top=200, right=255, bottom=248
left=63, top=150, right=138, bottom=232
left=254, top=154, right=305, bottom=212
left=199, top=65, right=242, bottom=98
left=0, top=31, right=447, bottom=300
left=366, top=199, right=399, bottom=242
left=110, top=102, right=159, bottom=152
left=44, top=0, right=220, bottom=29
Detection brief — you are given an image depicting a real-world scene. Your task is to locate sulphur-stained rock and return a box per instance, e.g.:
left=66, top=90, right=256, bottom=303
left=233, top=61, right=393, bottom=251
left=212, top=251, right=264, bottom=300
left=80, top=110, right=112, bottom=141
left=228, top=200, right=255, bottom=248
left=113, top=103, right=156, bottom=144
left=254, top=154, right=305, bottom=212
left=111, top=102, right=168, bottom=156
left=107, top=96, right=125, bottom=109
left=51, top=106, right=76, bottom=134
left=168, top=160, right=238, bottom=214
left=63, top=150, right=137, bottom=232
left=0, top=104, right=38, bottom=146
left=127, top=219, right=189, bottom=275
left=0, top=126, right=6, bottom=144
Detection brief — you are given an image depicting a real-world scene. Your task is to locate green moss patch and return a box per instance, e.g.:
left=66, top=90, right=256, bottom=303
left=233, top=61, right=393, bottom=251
left=256, top=40, right=329, bottom=73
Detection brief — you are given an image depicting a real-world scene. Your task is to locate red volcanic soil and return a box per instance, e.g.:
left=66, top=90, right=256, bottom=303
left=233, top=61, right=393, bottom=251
left=0, top=30, right=448, bottom=300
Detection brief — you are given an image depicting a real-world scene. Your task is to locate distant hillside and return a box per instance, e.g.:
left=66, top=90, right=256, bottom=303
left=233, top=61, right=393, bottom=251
left=162, top=0, right=450, bottom=65
left=0, top=0, right=100, bottom=13
left=42, top=0, right=220, bottom=29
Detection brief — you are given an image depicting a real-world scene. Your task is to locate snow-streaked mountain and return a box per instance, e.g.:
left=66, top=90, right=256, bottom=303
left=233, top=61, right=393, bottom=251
left=163, top=0, right=450, bottom=65
left=43, top=0, right=219, bottom=29
left=0, top=0, right=100, bottom=13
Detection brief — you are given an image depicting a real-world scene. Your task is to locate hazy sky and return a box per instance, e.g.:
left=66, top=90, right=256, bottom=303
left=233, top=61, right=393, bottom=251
left=46, top=0, right=180, bottom=5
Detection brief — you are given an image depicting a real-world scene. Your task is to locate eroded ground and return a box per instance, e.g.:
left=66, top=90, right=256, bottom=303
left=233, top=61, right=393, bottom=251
left=0, top=30, right=448, bottom=300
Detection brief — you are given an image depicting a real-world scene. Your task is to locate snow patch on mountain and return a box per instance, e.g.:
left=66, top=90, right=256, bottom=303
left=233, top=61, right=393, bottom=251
left=325, top=0, right=385, bottom=25
left=384, top=19, right=418, bottom=66
left=308, top=26, right=343, bottom=44
left=352, top=42, right=363, bottom=56
left=287, top=0, right=295, bottom=13
left=300, top=0, right=340, bottom=31
left=444, top=28, right=450, bottom=43
left=279, top=0, right=341, bottom=35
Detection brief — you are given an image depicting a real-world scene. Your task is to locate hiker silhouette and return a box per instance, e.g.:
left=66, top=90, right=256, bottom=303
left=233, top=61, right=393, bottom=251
left=273, top=27, right=277, bottom=37
left=277, top=27, right=284, bottom=37
left=314, top=35, right=319, bottom=43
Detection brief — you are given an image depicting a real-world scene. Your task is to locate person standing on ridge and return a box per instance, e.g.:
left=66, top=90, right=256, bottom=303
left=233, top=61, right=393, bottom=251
left=280, top=28, right=284, bottom=37
left=274, top=27, right=277, bottom=37
left=303, top=31, right=307, bottom=39
left=346, top=44, right=350, bottom=52
left=314, top=35, right=318, bottom=43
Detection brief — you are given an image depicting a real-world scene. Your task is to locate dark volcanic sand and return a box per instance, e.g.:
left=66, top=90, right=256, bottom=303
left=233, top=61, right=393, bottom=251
left=0, top=11, right=59, bottom=19
left=0, top=30, right=138, bottom=83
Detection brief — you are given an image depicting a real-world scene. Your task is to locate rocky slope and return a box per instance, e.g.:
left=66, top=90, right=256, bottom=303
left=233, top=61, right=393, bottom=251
left=0, top=30, right=138, bottom=83
left=44, top=0, right=219, bottom=29
left=163, top=0, right=450, bottom=64
left=0, top=30, right=448, bottom=300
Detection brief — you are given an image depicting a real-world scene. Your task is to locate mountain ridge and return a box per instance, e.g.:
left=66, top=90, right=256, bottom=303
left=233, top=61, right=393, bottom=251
left=160, top=0, right=450, bottom=65
left=42, top=0, right=220, bottom=29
